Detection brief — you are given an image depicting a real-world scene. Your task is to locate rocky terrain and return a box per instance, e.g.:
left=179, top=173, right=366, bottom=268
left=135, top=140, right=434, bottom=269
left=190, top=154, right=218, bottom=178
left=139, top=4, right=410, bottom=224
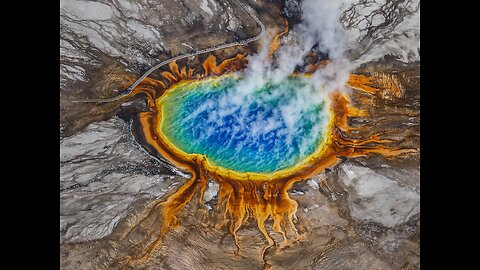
left=60, top=0, right=420, bottom=269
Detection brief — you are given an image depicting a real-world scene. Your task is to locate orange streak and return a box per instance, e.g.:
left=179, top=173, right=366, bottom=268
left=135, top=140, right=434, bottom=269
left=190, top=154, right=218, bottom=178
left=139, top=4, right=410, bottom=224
left=180, top=66, right=187, bottom=78
left=202, top=54, right=247, bottom=76
left=202, top=55, right=217, bottom=76
left=347, top=74, right=380, bottom=94
left=269, top=18, right=289, bottom=59
left=161, top=71, right=178, bottom=83
left=168, top=61, right=181, bottom=78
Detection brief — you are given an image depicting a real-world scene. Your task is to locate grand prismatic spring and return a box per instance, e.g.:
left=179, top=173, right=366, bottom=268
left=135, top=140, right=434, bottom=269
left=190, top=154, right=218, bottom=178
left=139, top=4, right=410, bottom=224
left=107, top=49, right=416, bottom=267
left=60, top=0, right=420, bottom=269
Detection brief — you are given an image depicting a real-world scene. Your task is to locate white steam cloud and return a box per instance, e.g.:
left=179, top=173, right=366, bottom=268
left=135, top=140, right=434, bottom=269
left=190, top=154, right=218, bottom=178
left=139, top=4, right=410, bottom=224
left=237, top=0, right=350, bottom=96
left=193, top=0, right=352, bottom=161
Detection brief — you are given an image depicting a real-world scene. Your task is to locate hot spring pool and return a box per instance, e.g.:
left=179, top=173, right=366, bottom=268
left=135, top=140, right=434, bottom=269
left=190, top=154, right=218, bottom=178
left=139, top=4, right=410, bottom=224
left=158, top=74, right=331, bottom=173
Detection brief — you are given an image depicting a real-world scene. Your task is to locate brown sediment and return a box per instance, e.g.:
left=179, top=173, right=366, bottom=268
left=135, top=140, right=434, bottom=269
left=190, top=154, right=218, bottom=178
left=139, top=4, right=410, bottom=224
left=116, top=47, right=418, bottom=265
left=60, top=63, right=139, bottom=137
left=303, top=60, right=330, bottom=74
left=372, top=72, right=405, bottom=99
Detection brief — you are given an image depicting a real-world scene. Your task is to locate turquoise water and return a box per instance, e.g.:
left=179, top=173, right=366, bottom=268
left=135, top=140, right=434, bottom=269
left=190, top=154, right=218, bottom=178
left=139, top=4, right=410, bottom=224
left=161, top=75, right=328, bottom=173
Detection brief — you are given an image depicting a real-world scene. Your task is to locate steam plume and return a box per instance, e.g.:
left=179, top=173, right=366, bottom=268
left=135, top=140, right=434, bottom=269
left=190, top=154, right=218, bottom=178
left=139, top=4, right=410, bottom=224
left=201, top=0, right=352, bottom=156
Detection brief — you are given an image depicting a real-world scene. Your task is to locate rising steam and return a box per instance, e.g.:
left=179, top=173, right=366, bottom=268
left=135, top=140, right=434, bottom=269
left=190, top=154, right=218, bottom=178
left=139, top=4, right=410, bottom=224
left=200, top=0, right=352, bottom=158
left=238, top=0, right=350, bottom=91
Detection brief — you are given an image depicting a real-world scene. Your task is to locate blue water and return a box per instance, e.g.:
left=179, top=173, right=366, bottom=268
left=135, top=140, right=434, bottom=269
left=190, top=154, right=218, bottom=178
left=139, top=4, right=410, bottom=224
left=161, top=75, right=328, bottom=173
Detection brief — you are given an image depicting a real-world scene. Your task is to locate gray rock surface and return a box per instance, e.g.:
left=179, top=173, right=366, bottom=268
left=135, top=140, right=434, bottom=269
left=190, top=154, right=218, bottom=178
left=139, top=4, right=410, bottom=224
left=337, top=163, right=419, bottom=228
left=60, top=117, right=188, bottom=243
left=60, top=0, right=258, bottom=90
left=340, top=0, right=420, bottom=65
left=283, top=0, right=419, bottom=65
